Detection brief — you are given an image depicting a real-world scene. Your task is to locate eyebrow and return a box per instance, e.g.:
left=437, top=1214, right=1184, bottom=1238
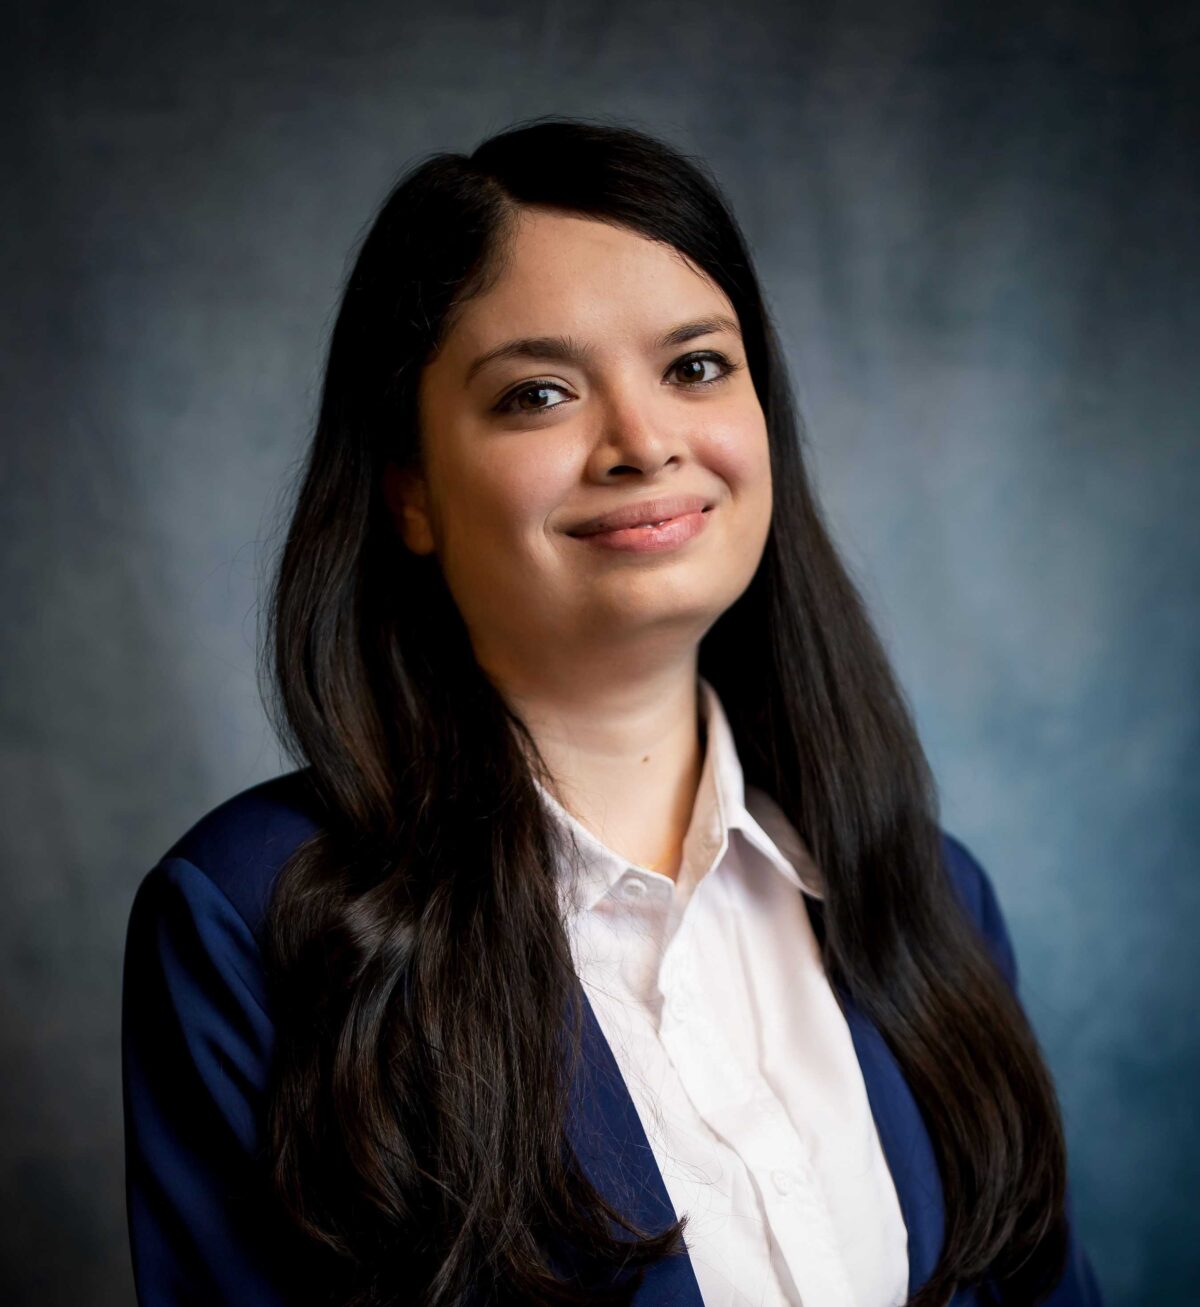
left=463, top=315, right=743, bottom=385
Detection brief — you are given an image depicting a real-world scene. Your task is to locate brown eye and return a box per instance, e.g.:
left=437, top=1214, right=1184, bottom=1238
left=668, top=352, right=738, bottom=388
left=495, top=382, right=571, bottom=415
left=515, top=385, right=556, bottom=412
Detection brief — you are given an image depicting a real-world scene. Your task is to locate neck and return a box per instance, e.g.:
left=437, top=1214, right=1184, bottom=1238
left=493, top=657, right=706, bottom=883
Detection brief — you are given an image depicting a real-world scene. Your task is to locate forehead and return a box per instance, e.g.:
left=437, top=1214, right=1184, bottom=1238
left=442, top=208, right=733, bottom=354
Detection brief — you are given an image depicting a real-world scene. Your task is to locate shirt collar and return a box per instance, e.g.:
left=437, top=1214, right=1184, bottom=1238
left=533, top=675, right=824, bottom=913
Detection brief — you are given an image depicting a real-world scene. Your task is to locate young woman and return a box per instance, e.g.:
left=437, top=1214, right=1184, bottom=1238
left=121, top=117, right=1104, bottom=1306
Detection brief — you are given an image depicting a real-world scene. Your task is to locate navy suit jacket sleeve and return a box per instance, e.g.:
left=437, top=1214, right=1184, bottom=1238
left=944, top=834, right=1105, bottom=1306
left=121, top=855, right=329, bottom=1306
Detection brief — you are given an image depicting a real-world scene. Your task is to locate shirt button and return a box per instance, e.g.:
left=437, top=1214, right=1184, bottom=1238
left=771, top=1168, right=794, bottom=1196
left=621, top=874, right=649, bottom=899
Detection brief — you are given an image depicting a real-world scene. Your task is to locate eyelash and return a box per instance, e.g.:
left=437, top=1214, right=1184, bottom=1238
left=493, top=350, right=743, bottom=416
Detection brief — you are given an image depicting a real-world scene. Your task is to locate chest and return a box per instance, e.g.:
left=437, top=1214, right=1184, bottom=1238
left=567, top=853, right=911, bottom=1306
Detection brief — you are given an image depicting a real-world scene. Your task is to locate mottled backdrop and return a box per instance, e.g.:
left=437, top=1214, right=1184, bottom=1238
left=3, top=2, right=1196, bottom=1303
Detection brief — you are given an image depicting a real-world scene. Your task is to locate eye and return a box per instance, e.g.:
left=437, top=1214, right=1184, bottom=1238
left=493, top=380, right=573, bottom=416
left=666, top=351, right=741, bottom=389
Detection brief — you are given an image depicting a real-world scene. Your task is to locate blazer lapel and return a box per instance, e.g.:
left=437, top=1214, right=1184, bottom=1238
left=563, top=985, right=705, bottom=1304
left=801, top=895, right=947, bottom=1298
left=836, top=984, right=947, bottom=1297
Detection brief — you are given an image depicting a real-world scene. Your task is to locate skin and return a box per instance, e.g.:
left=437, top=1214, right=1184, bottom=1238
left=383, top=206, right=773, bottom=880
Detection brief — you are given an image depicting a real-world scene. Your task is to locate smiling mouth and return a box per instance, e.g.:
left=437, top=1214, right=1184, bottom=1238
left=566, top=504, right=715, bottom=554
left=623, top=506, right=712, bottom=530
left=569, top=506, right=713, bottom=537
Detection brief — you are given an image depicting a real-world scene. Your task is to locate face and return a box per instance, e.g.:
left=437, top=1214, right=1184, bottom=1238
left=384, top=207, right=773, bottom=685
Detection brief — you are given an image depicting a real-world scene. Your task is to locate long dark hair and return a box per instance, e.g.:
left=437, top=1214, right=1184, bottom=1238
left=260, top=115, right=1069, bottom=1306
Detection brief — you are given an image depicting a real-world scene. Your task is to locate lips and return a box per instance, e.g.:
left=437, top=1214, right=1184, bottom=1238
left=567, top=494, right=712, bottom=537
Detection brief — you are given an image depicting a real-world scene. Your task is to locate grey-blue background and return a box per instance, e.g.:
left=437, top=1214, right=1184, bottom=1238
left=3, top=2, right=1196, bottom=1303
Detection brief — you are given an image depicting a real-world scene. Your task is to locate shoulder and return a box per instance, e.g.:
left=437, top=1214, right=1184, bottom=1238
left=144, top=767, right=326, bottom=948
left=123, top=768, right=327, bottom=1045
left=940, top=829, right=989, bottom=919
left=939, top=828, right=1019, bottom=990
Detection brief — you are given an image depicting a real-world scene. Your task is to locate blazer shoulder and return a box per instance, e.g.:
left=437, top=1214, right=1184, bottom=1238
left=938, top=828, right=1019, bottom=990
left=156, top=767, right=327, bottom=945
left=939, top=829, right=987, bottom=918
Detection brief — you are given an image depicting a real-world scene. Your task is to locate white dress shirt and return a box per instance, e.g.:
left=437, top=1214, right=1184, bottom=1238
left=533, top=676, right=909, bottom=1307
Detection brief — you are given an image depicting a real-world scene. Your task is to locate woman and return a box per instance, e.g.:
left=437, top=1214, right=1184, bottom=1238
left=122, top=117, right=1103, bottom=1306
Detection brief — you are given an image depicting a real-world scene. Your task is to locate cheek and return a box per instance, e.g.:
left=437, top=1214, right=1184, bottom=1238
left=705, top=411, right=772, bottom=495
left=708, top=417, right=773, bottom=560
left=449, top=442, right=572, bottom=558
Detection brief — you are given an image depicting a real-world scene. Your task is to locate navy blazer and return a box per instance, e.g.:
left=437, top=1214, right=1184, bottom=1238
left=122, top=770, right=1104, bottom=1305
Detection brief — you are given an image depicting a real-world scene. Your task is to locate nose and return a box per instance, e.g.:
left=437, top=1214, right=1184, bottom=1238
left=591, top=386, right=689, bottom=477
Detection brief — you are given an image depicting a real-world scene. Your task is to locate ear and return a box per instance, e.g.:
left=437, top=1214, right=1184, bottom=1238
left=382, top=460, right=436, bottom=556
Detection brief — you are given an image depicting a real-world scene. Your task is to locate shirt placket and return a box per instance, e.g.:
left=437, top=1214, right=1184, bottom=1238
left=656, top=920, right=859, bottom=1307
